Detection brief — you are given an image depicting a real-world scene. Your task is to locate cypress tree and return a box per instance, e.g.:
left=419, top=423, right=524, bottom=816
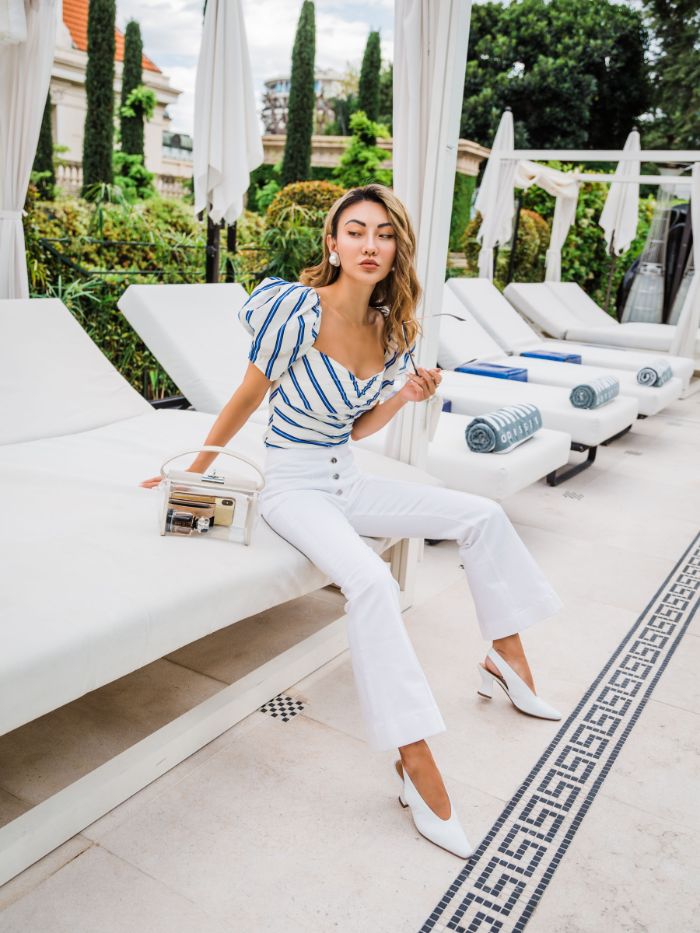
left=33, top=90, right=55, bottom=199
left=120, top=20, right=144, bottom=157
left=358, top=31, right=381, bottom=122
left=281, top=1, right=316, bottom=186
left=82, top=0, right=116, bottom=194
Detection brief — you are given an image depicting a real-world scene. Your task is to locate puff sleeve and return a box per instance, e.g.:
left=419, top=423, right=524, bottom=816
left=238, top=277, right=319, bottom=382
left=378, top=342, right=416, bottom=401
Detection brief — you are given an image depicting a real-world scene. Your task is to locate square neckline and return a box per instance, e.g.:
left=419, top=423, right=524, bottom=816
left=308, top=288, right=390, bottom=383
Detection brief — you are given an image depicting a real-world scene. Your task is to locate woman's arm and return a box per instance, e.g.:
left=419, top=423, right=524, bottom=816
left=351, top=367, right=441, bottom=441
left=140, top=363, right=271, bottom=487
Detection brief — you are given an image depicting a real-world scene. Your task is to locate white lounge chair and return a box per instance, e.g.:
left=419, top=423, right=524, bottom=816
left=436, top=286, right=681, bottom=417
left=506, top=281, right=700, bottom=363
left=446, top=277, right=693, bottom=392
left=119, top=282, right=573, bottom=498
left=0, top=296, right=441, bottom=885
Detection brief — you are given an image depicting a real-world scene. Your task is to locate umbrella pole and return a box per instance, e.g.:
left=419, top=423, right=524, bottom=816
left=506, top=193, right=522, bottom=285
left=206, top=214, right=221, bottom=283
left=603, top=245, right=617, bottom=314
left=224, top=222, right=237, bottom=283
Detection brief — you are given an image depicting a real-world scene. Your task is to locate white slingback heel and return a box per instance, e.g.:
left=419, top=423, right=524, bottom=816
left=394, top=760, right=474, bottom=859
left=477, top=648, right=562, bottom=721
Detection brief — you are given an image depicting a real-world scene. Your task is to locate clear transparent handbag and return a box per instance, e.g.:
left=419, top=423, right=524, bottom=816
left=159, top=446, right=265, bottom=546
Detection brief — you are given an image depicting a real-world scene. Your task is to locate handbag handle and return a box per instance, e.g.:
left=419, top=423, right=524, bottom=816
left=160, top=446, right=265, bottom=490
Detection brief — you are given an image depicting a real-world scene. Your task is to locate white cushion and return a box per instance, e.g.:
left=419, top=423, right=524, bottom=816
left=539, top=338, right=694, bottom=388
left=508, top=357, right=681, bottom=416
left=436, top=287, right=505, bottom=368
left=0, top=409, right=439, bottom=735
left=504, top=283, right=579, bottom=338
left=0, top=299, right=150, bottom=445
left=565, top=322, right=700, bottom=357
left=119, top=282, right=254, bottom=415
left=549, top=282, right=618, bottom=328
left=426, top=418, right=570, bottom=500
left=439, top=370, right=638, bottom=449
left=448, top=278, right=541, bottom=353
left=358, top=410, right=571, bottom=500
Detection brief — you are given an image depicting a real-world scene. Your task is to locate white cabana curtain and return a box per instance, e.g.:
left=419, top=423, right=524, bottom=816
left=193, top=0, right=263, bottom=224
left=513, top=160, right=579, bottom=281
left=598, top=129, right=641, bottom=255
left=392, top=0, right=471, bottom=464
left=391, top=0, right=471, bottom=598
left=474, top=110, right=516, bottom=279
left=669, top=162, right=700, bottom=358
left=475, top=121, right=580, bottom=281
left=0, top=0, right=27, bottom=43
left=0, top=0, right=57, bottom=300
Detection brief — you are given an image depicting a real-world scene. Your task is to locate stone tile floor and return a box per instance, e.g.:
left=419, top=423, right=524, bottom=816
left=0, top=391, right=699, bottom=932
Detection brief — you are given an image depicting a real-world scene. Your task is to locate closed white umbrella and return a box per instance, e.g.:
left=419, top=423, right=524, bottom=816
left=0, top=0, right=57, bottom=299
left=475, top=109, right=517, bottom=280
left=669, top=162, right=700, bottom=358
left=599, top=129, right=640, bottom=255
left=193, top=0, right=263, bottom=226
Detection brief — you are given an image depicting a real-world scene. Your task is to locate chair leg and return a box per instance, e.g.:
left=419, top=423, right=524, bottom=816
left=601, top=424, right=633, bottom=446
left=546, top=443, right=597, bottom=486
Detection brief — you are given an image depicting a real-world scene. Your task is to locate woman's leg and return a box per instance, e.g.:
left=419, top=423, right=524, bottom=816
left=260, top=489, right=447, bottom=752
left=346, top=474, right=562, bottom=816
left=346, top=474, right=562, bottom=667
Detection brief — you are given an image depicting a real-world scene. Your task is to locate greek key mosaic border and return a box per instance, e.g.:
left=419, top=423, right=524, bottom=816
left=421, top=531, right=700, bottom=933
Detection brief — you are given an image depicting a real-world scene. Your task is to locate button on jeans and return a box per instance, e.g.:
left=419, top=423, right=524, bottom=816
left=260, top=443, right=561, bottom=751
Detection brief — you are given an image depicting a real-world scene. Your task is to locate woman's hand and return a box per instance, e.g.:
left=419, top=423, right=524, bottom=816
left=398, top=367, right=442, bottom=404
left=140, top=475, right=163, bottom=489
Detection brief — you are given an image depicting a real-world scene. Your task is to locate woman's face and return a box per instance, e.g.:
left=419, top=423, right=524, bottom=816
left=327, top=199, right=397, bottom=285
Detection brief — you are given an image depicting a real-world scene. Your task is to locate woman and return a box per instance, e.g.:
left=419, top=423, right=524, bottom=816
left=141, top=184, right=562, bottom=859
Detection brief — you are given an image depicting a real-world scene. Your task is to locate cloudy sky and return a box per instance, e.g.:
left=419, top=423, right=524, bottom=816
left=115, top=0, right=395, bottom=135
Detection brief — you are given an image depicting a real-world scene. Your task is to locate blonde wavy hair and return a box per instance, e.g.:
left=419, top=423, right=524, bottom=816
left=299, top=184, right=421, bottom=352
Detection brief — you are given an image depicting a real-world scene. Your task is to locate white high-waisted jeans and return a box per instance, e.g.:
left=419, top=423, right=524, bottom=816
left=259, top=443, right=561, bottom=751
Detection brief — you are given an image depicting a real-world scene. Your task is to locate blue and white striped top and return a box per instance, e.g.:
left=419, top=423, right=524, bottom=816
left=238, top=277, right=413, bottom=448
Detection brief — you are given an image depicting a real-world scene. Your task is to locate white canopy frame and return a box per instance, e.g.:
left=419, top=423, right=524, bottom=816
left=477, top=144, right=700, bottom=361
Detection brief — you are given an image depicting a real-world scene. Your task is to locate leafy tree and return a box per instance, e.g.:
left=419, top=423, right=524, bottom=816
left=333, top=111, right=391, bottom=189
left=461, top=0, right=650, bottom=149
left=282, top=1, right=316, bottom=185
left=358, top=31, right=381, bottom=122
left=32, top=90, right=55, bottom=199
left=643, top=0, right=700, bottom=147
left=377, top=63, right=393, bottom=132
left=120, top=20, right=145, bottom=157
left=82, top=0, right=116, bottom=194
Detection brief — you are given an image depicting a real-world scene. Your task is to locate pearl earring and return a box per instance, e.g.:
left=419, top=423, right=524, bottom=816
left=391, top=265, right=395, bottom=271
left=329, top=251, right=340, bottom=267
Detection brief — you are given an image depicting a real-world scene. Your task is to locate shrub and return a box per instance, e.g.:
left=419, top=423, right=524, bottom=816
left=265, top=180, right=345, bottom=230
left=333, top=111, right=391, bottom=189
left=462, top=207, right=550, bottom=284
left=23, top=185, right=207, bottom=398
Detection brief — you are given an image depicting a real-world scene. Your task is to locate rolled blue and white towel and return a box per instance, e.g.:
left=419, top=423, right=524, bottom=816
left=636, top=360, right=673, bottom=387
left=569, top=375, right=619, bottom=409
left=465, top=403, right=543, bottom=454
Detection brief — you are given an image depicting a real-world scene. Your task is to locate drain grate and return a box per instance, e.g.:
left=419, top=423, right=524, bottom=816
left=259, top=694, right=305, bottom=722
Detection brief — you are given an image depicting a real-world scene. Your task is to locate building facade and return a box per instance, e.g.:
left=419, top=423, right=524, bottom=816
left=51, top=0, right=191, bottom=196
left=261, top=69, right=345, bottom=135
